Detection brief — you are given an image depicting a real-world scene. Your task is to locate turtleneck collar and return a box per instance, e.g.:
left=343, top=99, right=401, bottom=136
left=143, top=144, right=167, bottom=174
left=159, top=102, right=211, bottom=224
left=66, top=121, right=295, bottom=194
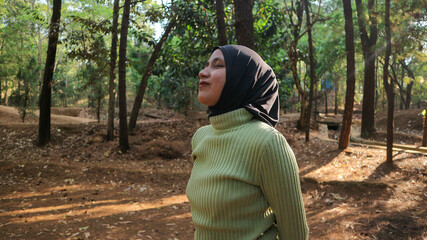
left=209, top=108, right=253, bottom=131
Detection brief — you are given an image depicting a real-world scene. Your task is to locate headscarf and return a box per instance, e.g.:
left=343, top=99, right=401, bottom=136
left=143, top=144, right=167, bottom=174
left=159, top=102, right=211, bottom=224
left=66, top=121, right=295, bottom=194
left=208, top=45, right=280, bottom=127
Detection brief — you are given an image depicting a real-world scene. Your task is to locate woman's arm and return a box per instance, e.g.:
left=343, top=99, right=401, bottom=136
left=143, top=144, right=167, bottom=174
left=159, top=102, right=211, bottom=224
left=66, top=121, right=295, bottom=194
left=259, top=133, right=309, bottom=240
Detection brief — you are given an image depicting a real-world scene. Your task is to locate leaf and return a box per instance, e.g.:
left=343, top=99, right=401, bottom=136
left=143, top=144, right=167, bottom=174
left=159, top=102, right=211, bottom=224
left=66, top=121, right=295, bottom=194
left=79, top=226, right=90, bottom=231
left=403, top=76, right=413, bottom=85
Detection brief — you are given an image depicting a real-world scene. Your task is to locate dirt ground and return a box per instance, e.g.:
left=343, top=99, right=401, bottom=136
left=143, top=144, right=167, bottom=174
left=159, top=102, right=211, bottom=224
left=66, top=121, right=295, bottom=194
left=0, top=105, right=426, bottom=240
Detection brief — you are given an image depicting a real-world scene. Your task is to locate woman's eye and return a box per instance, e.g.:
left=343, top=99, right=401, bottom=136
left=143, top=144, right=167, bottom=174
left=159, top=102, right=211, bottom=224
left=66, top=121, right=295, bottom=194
left=214, top=64, right=224, bottom=68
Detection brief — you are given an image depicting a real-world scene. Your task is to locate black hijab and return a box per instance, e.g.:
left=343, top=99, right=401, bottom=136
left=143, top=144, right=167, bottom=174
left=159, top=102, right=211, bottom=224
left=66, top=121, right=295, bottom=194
left=208, top=45, right=280, bottom=127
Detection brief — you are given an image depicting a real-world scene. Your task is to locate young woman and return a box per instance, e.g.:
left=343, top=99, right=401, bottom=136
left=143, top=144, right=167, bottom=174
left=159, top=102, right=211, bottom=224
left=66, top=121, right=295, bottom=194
left=186, top=45, right=308, bottom=239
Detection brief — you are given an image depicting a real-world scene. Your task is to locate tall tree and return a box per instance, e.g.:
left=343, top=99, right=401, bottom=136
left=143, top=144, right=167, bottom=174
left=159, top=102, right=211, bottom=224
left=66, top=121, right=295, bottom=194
left=390, top=61, right=414, bottom=110
left=355, top=0, right=378, bottom=138
left=234, top=0, right=255, bottom=50
left=118, top=0, right=131, bottom=152
left=128, top=18, right=176, bottom=133
left=339, top=0, right=356, bottom=149
left=38, top=0, right=62, bottom=146
left=423, top=109, right=427, bottom=147
left=285, top=0, right=306, bottom=129
left=107, top=0, right=120, bottom=141
left=30, top=0, right=44, bottom=92
left=304, top=0, right=315, bottom=142
left=383, top=0, right=393, bottom=163
left=215, top=0, right=227, bottom=46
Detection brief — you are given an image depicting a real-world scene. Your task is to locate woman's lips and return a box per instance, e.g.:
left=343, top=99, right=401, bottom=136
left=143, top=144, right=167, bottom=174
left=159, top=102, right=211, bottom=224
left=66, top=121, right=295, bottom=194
left=199, top=80, right=209, bottom=88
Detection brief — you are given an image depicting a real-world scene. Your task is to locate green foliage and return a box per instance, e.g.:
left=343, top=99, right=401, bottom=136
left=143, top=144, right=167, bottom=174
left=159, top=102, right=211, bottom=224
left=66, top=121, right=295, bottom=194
left=0, top=0, right=425, bottom=118
left=0, top=0, right=46, bottom=107
left=9, top=57, right=40, bottom=122
left=63, top=15, right=111, bottom=64
left=144, top=0, right=218, bottom=113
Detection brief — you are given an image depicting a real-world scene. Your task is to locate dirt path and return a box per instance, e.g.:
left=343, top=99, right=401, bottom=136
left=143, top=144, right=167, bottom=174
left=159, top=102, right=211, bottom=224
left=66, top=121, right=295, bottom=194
left=0, top=107, right=426, bottom=239
left=0, top=105, right=97, bottom=125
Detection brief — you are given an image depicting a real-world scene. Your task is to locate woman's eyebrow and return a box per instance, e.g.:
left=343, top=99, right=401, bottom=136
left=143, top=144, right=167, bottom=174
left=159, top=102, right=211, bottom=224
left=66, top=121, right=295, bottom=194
left=205, top=57, right=224, bottom=66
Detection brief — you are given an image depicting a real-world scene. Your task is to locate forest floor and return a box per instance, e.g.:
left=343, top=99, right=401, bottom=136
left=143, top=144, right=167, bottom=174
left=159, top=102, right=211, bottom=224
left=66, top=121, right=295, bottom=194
left=0, top=105, right=426, bottom=240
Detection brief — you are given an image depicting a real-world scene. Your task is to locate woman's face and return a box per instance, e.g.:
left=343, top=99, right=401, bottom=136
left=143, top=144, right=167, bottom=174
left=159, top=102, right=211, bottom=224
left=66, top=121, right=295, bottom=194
left=198, top=49, right=226, bottom=106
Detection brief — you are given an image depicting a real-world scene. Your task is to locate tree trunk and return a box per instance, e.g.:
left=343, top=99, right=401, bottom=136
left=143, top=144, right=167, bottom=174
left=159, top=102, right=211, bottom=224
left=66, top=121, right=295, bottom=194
left=107, top=0, right=120, bottom=141
left=304, top=0, right=315, bottom=142
left=334, top=78, right=338, bottom=115
left=401, top=61, right=415, bottom=109
left=38, top=26, right=43, bottom=86
left=4, top=78, right=7, bottom=105
left=289, top=44, right=306, bottom=130
left=97, top=83, right=101, bottom=123
left=390, top=63, right=413, bottom=111
left=286, top=0, right=305, bottom=130
left=405, top=82, right=414, bottom=110
left=31, top=0, right=43, bottom=90
left=234, top=0, right=255, bottom=50
left=118, top=0, right=131, bottom=153
left=422, top=110, right=427, bottom=147
left=360, top=49, right=376, bottom=137
left=339, top=0, right=356, bottom=149
left=383, top=0, right=393, bottom=163
left=0, top=66, right=2, bottom=104
left=38, top=0, right=61, bottom=146
left=128, top=18, right=176, bottom=133
left=216, top=0, right=227, bottom=46
left=22, top=85, right=30, bottom=123
left=314, top=86, right=318, bottom=121
left=375, top=58, right=379, bottom=111
left=324, top=90, right=328, bottom=116
left=399, top=67, right=404, bottom=110
left=355, top=0, right=377, bottom=138
left=289, top=45, right=307, bottom=130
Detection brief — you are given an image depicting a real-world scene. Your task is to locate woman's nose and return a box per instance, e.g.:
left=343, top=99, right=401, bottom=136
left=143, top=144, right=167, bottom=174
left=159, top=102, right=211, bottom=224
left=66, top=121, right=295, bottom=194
left=199, top=68, right=209, bottom=79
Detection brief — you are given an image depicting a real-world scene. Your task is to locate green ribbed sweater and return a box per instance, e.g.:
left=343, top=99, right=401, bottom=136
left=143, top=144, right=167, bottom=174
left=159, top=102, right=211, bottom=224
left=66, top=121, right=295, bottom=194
left=186, top=109, right=308, bottom=240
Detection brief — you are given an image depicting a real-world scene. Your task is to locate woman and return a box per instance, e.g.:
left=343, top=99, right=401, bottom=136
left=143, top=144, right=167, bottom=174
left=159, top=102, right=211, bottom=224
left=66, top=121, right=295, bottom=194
left=186, top=45, right=308, bottom=239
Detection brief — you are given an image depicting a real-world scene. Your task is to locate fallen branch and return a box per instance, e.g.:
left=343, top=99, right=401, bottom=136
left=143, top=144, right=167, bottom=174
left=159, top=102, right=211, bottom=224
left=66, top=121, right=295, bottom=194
left=144, top=114, right=168, bottom=120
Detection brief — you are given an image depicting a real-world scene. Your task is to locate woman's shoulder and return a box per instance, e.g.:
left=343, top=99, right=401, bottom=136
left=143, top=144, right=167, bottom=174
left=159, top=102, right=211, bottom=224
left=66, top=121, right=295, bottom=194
left=192, top=125, right=213, bottom=145
left=194, top=124, right=214, bottom=136
left=240, top=120, right=286, bottom=145
left=247, top=119, right=282, bottom=137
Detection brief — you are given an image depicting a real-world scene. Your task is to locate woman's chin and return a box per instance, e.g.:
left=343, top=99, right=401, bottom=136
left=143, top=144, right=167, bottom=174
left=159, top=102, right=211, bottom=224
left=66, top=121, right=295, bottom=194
left=198, top=96, right=210, bottom=106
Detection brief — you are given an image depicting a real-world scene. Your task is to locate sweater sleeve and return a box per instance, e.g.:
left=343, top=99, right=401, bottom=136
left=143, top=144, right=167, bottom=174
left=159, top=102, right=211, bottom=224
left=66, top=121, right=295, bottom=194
left=259, top=132, right=309, bottom=240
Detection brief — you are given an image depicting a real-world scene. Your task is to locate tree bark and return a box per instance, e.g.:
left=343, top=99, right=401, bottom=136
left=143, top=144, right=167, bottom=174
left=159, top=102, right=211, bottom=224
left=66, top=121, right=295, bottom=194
left=405, top=81, right=414, bottom=110
left=324, top=90, right=328, bottom=116
left=216, top=0, right=227, bottom=46
left=304, top=0, right=315, bottom=142
left=334, top=78, right=338, bottom=115
left=290, top=46, right=307, bottom=130
left=31, top=0, right=43, bottom=91
left=339, top=0, right=356, bottom=149
left=401, top=61, right=415, bottom=109
left=107, top=0, right=120, bottom=141
left=389, top=63, right=412, bottom=111
left=286, top=0, right=306, bottom=130
left=355, top=0, right=377, bottom=138
left=128, top=18, right=176, bottom=133
left=4, top=78, right=8, bottom=105
left=38, top=0, right=61, bottom=146
left=423, top=110, right=427, bottom=147
left=118, top=0, right=131, bottom=152
left=234, top=0, right=255, bottom=50
left=383, top=0, right=393, bottom=163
